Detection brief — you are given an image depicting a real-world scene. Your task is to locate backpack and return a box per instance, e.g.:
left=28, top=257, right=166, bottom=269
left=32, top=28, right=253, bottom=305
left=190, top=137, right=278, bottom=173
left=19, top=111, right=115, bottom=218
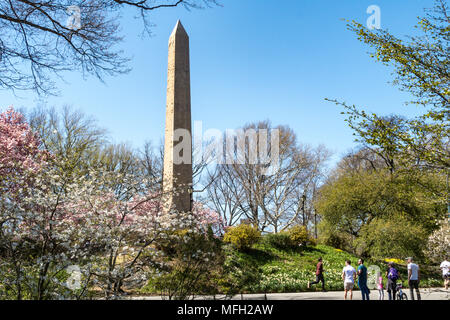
left=388, top=268, right=399, bottom=281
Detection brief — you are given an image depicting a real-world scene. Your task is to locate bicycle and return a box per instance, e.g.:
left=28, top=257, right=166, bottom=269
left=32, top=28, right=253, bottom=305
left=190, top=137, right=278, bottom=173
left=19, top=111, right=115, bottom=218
left=396, top=283, right=408, bottom=300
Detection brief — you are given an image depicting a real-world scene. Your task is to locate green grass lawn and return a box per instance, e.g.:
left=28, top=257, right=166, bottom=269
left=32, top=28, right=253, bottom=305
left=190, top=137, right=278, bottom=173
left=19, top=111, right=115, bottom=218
left=140, top=241, right=443, bottom=296
left=235, top=242, right=442, bottom=293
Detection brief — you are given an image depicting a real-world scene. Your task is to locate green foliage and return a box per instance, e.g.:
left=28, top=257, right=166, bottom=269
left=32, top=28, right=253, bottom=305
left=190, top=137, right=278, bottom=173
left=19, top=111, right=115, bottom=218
left=355, top=216, right=428, bottom=261
left=263, top=226, right=316, bottom=250
left=349, top=1, right=449, bottom=112
left=331, top=0, right=449, bottom=170
left=263, top=233, right=294, bottom=250
left=223, top=224, right=262, bottom=251
left=318, top=223, right=353, bottom=251
left=315, top=168, right=445, bottom=257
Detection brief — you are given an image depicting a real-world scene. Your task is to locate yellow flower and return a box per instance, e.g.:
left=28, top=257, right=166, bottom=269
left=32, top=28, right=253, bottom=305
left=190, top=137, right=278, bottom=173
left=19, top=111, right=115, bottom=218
left=384, top=258, right=403, bottom=264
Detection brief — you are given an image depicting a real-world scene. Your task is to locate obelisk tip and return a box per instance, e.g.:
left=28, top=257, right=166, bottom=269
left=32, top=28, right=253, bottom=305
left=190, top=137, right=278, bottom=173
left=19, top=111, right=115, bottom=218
left=170, top=20, right=188, bottom=38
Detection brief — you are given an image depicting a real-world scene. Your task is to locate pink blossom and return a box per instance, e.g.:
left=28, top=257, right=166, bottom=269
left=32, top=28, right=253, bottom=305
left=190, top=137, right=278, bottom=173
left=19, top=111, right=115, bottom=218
left=0, top=106, right=48, bottom=193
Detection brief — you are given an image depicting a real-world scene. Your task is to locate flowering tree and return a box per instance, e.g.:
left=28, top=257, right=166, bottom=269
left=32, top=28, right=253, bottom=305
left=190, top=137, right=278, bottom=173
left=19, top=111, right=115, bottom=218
left=0, top=168, right=224, bottom=298
left=0, top=166, right=85, bottom=299
left=0, top=108, right=223, bottom=299
left=66, top=175, right=223, bottom=298
left=425, top=221, right=450, bottom=263
left=0, top=107, right=47, bottom=192
left=0, top=168, right=223, bottom=299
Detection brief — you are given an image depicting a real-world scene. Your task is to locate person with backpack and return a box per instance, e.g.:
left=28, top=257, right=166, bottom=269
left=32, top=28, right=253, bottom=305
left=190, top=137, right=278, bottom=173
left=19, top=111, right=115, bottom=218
left=407, top=257, right=421, bottom=300
left=307, top=257, right=326, bottom=292
left=386, top=262, right=400, bottom=300
left=357, top=258, right=370, bottom=300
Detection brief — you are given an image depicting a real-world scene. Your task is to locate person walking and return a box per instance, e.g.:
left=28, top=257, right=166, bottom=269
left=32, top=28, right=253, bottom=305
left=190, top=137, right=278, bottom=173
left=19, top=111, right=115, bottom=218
left=342, top=260, right=357, bottom=300
left=386, top=262, right=400, bottom=300
left=307, top=257, right=326, bottom=291
left=407, top=257, right=421, bottom=300
left=357, top=258, right=370, bottom=300
left=440, top=259, right=450, bottom=290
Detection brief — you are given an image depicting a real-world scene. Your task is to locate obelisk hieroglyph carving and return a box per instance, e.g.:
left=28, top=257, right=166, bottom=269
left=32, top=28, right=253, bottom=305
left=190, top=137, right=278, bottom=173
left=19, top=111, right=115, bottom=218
left=163, top=21, right=193, bottom=213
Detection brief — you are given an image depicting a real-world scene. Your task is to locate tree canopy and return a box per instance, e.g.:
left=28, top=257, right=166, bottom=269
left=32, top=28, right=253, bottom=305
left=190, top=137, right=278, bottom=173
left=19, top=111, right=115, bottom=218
left=328, top=0, right=449, bottom=171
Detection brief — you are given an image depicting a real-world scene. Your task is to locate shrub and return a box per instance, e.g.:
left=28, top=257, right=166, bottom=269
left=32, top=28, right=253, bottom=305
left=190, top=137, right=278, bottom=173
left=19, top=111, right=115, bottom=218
left=264, top=232, right=294, bottom=250
left=288, top=225, right=314, bottom=247
left=223, top=224, right=261, bottom=251
left=262, top=226, right=316, bottom=251
left=287, top=226, right=308, bottom=245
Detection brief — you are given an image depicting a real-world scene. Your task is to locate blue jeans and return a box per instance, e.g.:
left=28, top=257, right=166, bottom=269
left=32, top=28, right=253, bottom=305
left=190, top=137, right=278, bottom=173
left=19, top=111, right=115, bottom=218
left=359, top=282, right=370, bottom=300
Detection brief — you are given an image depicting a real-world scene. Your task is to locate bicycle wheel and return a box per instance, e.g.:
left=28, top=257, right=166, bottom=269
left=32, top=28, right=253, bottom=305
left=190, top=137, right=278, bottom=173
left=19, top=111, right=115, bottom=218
left=401, top=293, right=407, bottom=300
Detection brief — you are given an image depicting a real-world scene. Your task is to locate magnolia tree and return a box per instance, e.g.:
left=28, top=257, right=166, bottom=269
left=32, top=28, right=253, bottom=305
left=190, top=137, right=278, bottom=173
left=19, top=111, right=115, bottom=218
left=0, top=167, right=223, bottom=299
left=425, top=221, right=450, bottom=263
left=66, top=175, right=224, bottom=298
left=0, top=108, right=223, bottom=300
left=0, top=107, right=48, bottom=192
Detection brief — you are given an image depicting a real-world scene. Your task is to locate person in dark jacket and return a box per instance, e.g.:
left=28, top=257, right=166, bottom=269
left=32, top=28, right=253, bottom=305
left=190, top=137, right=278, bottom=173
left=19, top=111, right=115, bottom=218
left=307, top=257, right=326, bottom=291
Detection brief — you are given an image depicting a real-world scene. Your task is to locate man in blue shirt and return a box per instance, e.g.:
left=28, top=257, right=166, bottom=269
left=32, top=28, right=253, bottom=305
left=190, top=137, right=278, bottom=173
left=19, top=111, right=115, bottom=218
left=358, top=258, right=370, bottom=300
left=407, top=257, right=421, bottom=300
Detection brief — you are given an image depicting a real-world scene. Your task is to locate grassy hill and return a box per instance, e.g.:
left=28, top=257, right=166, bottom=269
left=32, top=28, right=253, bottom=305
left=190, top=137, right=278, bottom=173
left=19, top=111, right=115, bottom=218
left=140, top=241, right=442, bottom=296
left=235, top=242, right=442, bottom=293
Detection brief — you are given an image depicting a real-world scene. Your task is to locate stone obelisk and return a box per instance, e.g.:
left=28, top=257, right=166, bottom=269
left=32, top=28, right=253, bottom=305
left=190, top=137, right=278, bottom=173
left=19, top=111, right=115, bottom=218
left=162, top=21, right=193, bottom=213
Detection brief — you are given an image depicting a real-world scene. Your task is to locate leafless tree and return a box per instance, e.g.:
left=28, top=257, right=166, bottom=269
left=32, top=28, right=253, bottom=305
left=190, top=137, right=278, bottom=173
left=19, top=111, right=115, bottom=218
left=205, top=121, right=331, bottom=233
left=0, top=0, right=220, bottom=94
left=206, top=164, right=247, bottom=227
left=139, top=140, right=164, bottom=190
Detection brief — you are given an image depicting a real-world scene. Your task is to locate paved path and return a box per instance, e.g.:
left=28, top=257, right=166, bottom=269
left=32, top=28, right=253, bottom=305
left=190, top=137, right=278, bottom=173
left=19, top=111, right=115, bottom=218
left=131, top=288, right=449, bottom=300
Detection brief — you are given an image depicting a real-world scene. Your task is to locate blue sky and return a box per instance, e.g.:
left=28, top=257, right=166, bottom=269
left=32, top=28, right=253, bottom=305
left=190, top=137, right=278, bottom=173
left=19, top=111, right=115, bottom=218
left=0, top=0, right=431, bottom=165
